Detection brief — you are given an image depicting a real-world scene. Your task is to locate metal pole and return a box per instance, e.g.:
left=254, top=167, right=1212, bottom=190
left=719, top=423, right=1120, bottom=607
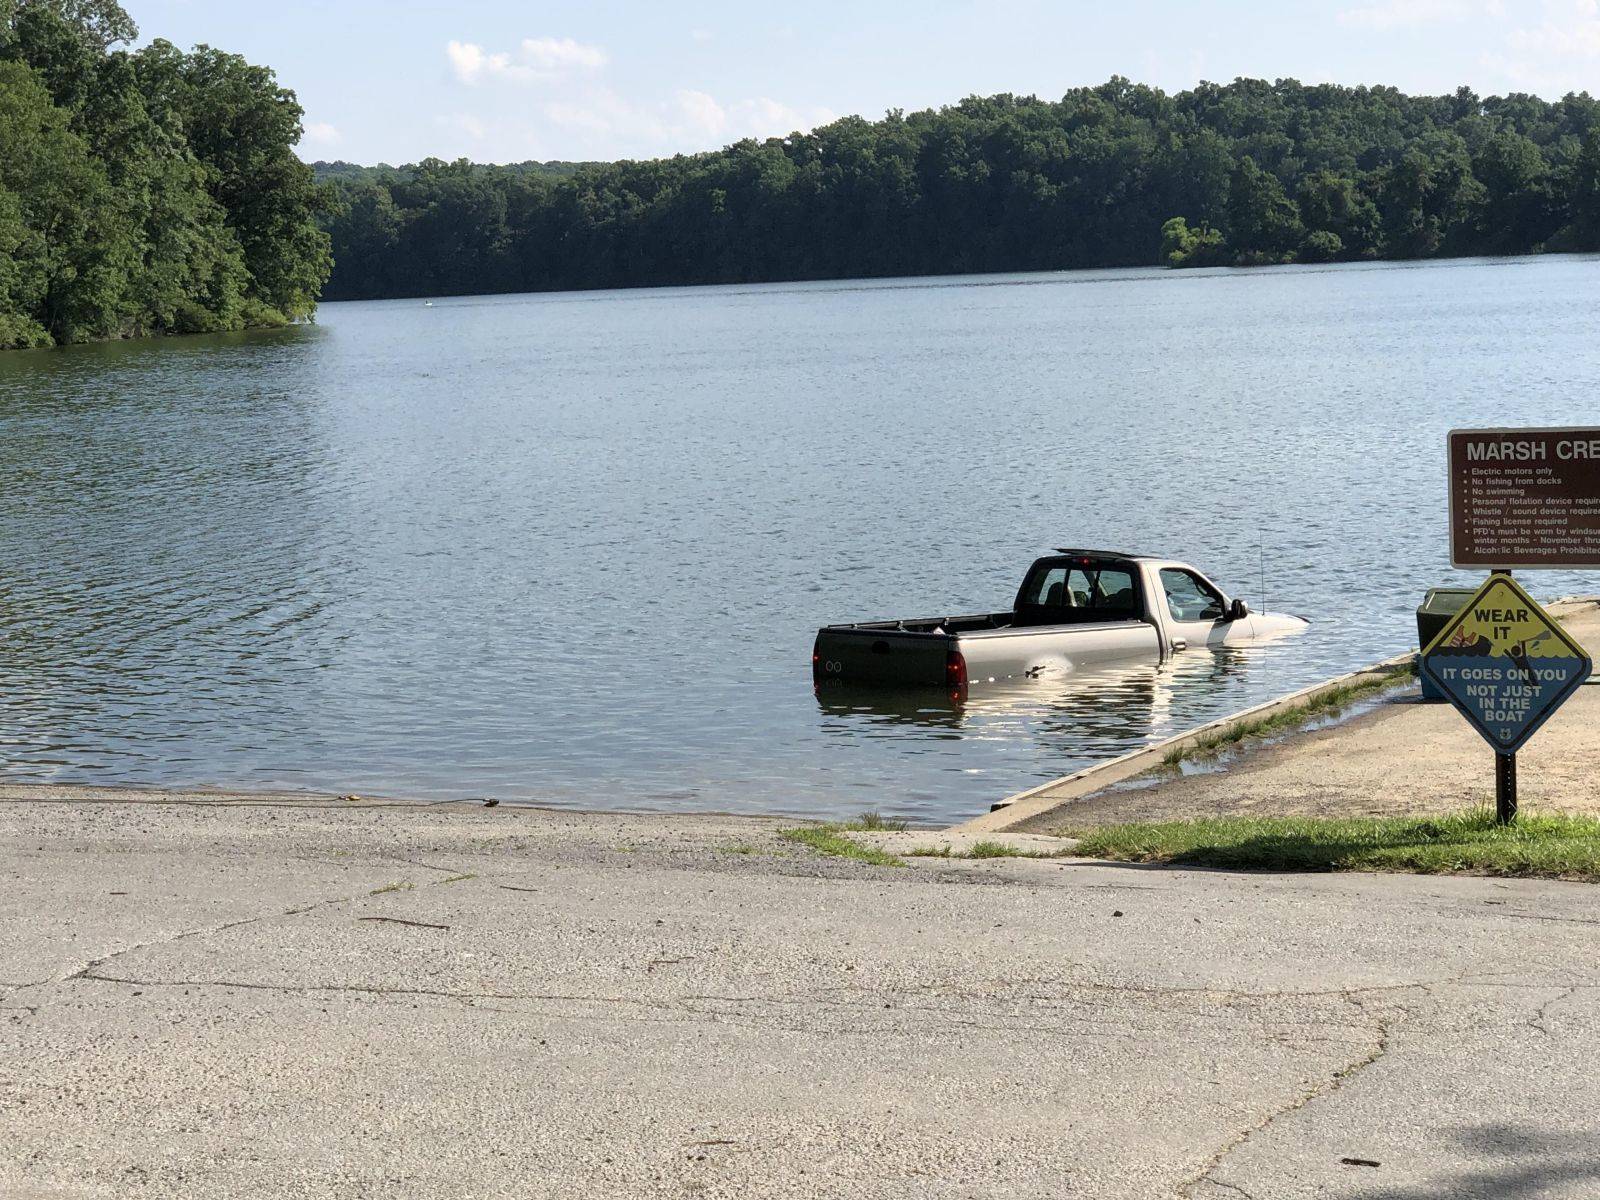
left=1488, top=568, right=1517, bottom=825
left=1496, top=751, right=1517, bottom=825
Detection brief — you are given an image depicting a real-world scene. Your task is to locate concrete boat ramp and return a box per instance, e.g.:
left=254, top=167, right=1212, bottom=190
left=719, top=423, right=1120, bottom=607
left=6, top=791, right=1600, bottom=1198
left=963, top=597, right=1600, bottom=835
left=4, top=605, right=1600, bottom=1197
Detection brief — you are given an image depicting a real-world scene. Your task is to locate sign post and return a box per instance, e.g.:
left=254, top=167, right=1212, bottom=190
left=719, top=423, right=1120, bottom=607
left=1495, top=747, right=1516, bottom=826
left=1430, top=432, right=1600, bottom=825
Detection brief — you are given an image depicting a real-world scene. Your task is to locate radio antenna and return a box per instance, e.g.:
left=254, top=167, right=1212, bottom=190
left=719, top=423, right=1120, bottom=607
left=1259, top=533, right=1266, bottom=614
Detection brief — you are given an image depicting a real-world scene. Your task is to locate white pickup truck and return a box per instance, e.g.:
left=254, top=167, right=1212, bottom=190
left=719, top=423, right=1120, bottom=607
left=812, top=550, right=1308, bottom=701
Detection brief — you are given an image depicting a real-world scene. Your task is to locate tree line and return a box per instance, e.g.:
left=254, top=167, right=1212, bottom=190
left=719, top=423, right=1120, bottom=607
left=0, top=0, right=329, bottom=349
left=319, top=77, right=1600, bottom=301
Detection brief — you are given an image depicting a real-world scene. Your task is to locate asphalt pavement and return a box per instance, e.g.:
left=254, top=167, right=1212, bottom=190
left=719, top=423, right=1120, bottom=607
left=3, top=790, right=1598, bottom=1198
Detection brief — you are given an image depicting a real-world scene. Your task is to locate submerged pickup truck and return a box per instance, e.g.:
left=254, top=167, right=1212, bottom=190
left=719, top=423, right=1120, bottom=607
left=813, top=550, right=1308, bottom=700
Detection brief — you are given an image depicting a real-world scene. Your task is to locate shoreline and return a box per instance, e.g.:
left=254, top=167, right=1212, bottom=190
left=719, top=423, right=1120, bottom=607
left=0, top=780, right=800, bottom=828
left=312, top=249, right=1597, bottom=308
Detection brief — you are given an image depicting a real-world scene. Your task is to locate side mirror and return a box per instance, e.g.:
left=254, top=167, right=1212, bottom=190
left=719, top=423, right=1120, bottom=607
left=1228, top=598, right=1249, bottom=621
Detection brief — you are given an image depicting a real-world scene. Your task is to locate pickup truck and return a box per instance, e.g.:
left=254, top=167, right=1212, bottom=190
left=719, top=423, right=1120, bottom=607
left=812, top=550, right=1308, bottom=701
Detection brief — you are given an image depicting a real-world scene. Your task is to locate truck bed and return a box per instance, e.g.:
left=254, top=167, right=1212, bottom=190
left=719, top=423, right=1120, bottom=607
left=814, top=612, right=1156, bottom=694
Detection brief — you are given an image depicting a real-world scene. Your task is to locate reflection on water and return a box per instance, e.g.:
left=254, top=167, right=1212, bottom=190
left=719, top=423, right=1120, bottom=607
left=817, top=647, right=1260, bottom=766
left=1, top=257, right=1598, bottom=823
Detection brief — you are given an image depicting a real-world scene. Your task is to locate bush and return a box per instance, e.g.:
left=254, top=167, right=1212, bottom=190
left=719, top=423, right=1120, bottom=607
left=1161, top=216, right=1228, bottom=268
left=1299, top=230, right=1345, bottom=262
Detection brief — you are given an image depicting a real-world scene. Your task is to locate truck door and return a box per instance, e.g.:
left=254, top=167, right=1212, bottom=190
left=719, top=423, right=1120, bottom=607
left=1155, top=567, right=1232, bottom=650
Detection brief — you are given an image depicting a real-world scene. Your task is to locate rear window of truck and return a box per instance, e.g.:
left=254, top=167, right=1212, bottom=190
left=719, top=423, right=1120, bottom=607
left=1020, top=563, right=1138, bottom=614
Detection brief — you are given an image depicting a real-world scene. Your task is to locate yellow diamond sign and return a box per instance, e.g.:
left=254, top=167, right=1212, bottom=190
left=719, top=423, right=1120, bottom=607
left=1419, top=575, right=1592, bottom=754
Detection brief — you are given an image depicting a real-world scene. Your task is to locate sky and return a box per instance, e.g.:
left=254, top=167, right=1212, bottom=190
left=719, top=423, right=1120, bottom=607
left=122, top=1, right=1600, bottom=165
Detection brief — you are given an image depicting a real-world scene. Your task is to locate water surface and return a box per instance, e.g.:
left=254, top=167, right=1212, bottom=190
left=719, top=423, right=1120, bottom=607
left=2, top=256, right=1597, bottom=822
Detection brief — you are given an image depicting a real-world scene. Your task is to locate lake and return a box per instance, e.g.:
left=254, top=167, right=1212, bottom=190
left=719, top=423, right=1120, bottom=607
left=1, top=255, right=1597, bottom=824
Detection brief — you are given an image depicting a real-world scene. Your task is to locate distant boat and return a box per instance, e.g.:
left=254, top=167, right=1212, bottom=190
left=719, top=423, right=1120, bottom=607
left=423, top=301, right=434, bottom=307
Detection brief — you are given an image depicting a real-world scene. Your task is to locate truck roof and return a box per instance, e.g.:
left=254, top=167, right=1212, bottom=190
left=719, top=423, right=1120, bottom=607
left=1050, top=547, right=1157, bottom=561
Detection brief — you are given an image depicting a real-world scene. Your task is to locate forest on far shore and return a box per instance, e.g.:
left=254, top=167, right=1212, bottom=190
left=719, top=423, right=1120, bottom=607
left=318, top=76, right=1600, bottom=301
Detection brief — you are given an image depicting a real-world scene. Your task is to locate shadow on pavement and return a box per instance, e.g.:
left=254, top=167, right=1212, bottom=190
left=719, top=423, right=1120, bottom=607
left=1355, top=1124, right=1600, bottom=1199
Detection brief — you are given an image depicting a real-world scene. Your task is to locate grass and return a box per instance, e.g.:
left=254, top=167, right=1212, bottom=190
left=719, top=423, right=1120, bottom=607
left=1070, top=808, right=1600, bottom=881
left=1161, top=661, right=1417, bottom=768
left=779, top=811, right=911, bottom=867
left=965, top=839, right=1020, bottom=859
left=906, top=839, right=1072, bottom=860
left=368, top=881, right=414, bottom=896
left=850, top=811, right=909, bottom=831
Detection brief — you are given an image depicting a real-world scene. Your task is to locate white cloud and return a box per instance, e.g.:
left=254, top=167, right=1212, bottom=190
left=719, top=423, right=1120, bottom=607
left=437, top=33, right=830, bottom=160
left=1509, top=0, right=1600, bottom=57
left=675, top=89, right=726, bottom=137
left=690, top=28, right=714, bottom=43
left=446, top=36, right=607, bottom=86
left=302, top=121, right=341, bottom=148
left=1478, top=0, right=1600, bottom=94
left=446, top=41, right=493, bottom=84
left=542, top=97, right=630, bottom=138
left=541, top=88, right=833, bottom=152
left=1336, top=0, right=1488, bottom=29
left=521, top=36, right=608, bottom=72
left=728, top=97, right=831, bottom=137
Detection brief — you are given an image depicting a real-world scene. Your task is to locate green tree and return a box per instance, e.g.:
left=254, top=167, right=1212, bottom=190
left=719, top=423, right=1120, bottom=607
left=0, top=58, right=120, bottom=343
left=1551, top=129, right=1600, bottom=251
left=1225, top=157, right=1304, bottom=262
left=135, top=40, right=330, bottom=319
left=1, top=0, right=136, bottom=49
left=1298, top=229, right=1345, bottom=262
left=0, top=0, right=328, bottom=346
left=1160, top=216, right=1225, bottom=267
left=0, top=184, right=52, bottom=347
left=1296, top=171, right=1378, bottom=256
left=1472, top=131, right=1555, bottom=251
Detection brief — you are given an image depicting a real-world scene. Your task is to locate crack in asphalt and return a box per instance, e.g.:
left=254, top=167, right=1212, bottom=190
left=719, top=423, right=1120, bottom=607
left=76, top=971, right=578, bottom=1004
left=9, top=860, right=493, bottom=1006
left=58, top=970, right=1414, bottom=1048
left=883, top=974, right=1453, bottom=1005
left=1495, top=911, right=1600, bottom=928
left=390, top=856, right=477, bottom=876
left=5, top=912, right=276, bottom=997
left=1526, top=985, right=1580, bottom=1038
left=1177, top=993, right=1402, bottom=1198
left=5, top=883, right=428, bottom=1004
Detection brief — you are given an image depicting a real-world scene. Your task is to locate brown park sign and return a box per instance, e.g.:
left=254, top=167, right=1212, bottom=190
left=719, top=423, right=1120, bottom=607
left=1449, top=427, right=1600, bottom=569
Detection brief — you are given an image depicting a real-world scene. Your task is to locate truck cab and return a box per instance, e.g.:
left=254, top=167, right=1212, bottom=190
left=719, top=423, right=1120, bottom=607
left=1014, top=551, right=1258, bottom=654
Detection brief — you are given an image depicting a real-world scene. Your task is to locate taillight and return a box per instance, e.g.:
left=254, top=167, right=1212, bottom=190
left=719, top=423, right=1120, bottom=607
left=945, top=648, right=969, bottom=703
